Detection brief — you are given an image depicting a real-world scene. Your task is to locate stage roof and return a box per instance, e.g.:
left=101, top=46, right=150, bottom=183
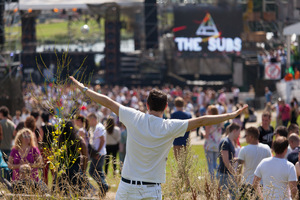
left=7, top=0, right=143, bottom=10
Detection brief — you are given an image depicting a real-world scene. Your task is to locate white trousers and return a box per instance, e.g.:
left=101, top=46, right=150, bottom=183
left=115, top=180, right=162, bottom=200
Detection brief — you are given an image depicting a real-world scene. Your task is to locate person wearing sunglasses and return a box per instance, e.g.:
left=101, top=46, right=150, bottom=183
left=7, top=128, right=42, bottom=182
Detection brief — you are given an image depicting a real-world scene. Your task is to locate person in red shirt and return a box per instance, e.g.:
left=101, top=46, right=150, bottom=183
left=284, top=73, right=293, bottom=81
left=278, top=99, right=291, bottom=127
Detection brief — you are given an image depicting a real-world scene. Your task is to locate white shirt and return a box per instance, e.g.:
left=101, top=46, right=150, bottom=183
left=233, top=88, right=240, bottom=97
left=185, top=103, right=194, bottom=115
left=216, top=104, right=225, bottom=114
left=238, top=143, right=272, bottom=184
left=106, top=126, right=121, bottom=145
left=197, top=91, right=205, bottom=106
left=254, top=157, right=297, bottom=200
left=227, top=103, right=233, bottom=113
left=119, top=105, right=188, bottom=183
left=92, top=123, right=107, bottom=155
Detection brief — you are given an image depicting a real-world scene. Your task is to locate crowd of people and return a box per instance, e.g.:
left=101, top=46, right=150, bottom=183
left=0, top=78, right=300, bottom=199
left=257, top=46, right=300, bottom=82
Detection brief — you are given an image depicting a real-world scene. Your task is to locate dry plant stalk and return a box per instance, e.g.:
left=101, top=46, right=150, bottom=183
left=163, top=140, right=262, bottom=200
left=0, top=52, right=119, bottom=199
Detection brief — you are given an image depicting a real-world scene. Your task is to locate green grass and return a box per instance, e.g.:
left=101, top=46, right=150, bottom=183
left=103, top=144, right=208, bottom=193
left=167, top=145, right=207, bottom=170
left=45, top=128, right=284, bottom=195
left=5, top=16, right=134, bottom=49
left=37, top=22, right=69, bottom=38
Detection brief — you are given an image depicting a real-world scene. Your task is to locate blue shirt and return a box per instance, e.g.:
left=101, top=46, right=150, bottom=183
left=0, top=151, right=8, bottom=169
left=265, top=91, right=272, bottom=103
left=218, top=137, right=235, bottom=174
left=171, top=110, right=192, bottom=146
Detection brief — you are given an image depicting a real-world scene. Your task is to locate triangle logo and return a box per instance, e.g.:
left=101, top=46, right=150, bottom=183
left=196, top=13, right=219, bottom=37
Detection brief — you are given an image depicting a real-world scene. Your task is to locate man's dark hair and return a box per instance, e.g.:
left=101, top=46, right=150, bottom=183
left=147, top=89, right=167, bottom=112
left=226, top=122, right=241, bottom=134
left=24, top=116, right=36, bottom=132
left=15, top=122, right=25, bottom=132
left=30, top=110, right=40, bottom=120
left=272, top=136, right=289, bottom=155
left=106, top=116, right=115, bottom=134
left=288, top=123, right=299, bottom=134
left=275, top=126, right=288, bottom=137
left=246, top=127, right=260, bottom=140
left=0, top=106, right=9, bottom=117
left=41, top=111, right=50, bottom=123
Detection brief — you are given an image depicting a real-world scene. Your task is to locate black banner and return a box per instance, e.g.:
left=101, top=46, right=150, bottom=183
left=173, top=6, right=243, bottom=54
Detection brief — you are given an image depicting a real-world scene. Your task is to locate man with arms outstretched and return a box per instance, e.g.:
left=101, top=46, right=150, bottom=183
left=70, top=76, right=247, bottom=200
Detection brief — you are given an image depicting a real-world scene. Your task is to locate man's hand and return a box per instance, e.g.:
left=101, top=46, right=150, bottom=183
left=69, top=76, right=121, bottom=116
left=233, top=105, right=248, bottom=118
left=69, top=76, right=85, bottom=91
left=187, top=104, right=249, bottom=132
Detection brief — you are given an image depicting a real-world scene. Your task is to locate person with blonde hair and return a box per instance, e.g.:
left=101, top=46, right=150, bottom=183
left=204, top=105, right=222, bottom=177
left=7, top=128, right=42, bottom=182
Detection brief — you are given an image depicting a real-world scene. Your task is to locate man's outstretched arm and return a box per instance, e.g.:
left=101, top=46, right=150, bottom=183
left=186, top=105, right=248, bottom=132
left=70, top=76, right=121, bottom=116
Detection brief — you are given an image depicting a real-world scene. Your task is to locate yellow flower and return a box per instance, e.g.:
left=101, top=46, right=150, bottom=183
left=78, top=147, right=82, bottom=151
left=70, top=127, right=73, bottom=130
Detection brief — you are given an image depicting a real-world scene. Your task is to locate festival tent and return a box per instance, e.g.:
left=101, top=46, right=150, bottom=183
left=7, top=0, right=143, bottom=10
left=283, top=22, right=300, bottom=67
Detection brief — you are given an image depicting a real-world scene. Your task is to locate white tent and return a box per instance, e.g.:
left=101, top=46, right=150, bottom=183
left=283, top=22, right=300, bottom=36
left=7, top=0, right=143, bottom=10
left=283, top=22, right=300, bottom=67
